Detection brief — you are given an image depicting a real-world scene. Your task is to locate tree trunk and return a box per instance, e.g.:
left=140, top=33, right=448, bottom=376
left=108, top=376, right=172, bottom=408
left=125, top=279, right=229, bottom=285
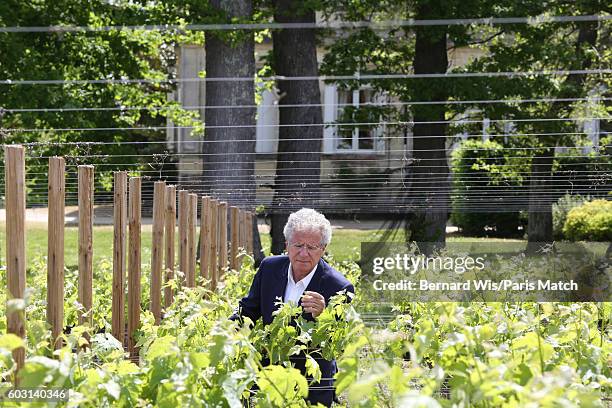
left=270, top=0, right=323, bottom=254
left=405, top=1, right=449, bottom=254
left=204, top=0, right=263, bottom=263
left=526, top=149, right=554, bottom=253
left=527, top=19, right=598, bottom=250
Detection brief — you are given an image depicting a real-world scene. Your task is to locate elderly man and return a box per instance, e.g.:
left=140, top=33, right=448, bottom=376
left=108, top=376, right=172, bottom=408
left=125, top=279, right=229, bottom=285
left=231, top=208, right=354, bottom=407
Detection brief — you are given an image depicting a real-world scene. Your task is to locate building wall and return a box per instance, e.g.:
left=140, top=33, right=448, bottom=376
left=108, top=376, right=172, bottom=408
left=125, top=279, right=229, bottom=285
left=169, top=42, right=473, bottom=209
left=169, top=42, right=602, bottom=210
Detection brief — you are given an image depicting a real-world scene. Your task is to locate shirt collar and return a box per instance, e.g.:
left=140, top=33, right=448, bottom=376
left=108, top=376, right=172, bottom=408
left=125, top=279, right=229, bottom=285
left=287, top=262, right=318, bottom=287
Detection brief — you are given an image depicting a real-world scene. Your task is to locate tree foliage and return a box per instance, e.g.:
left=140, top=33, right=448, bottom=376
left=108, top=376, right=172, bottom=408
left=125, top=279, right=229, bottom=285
left=0, top=0, right=204, bottom=201
left=318, top=0, right=610, bottom=242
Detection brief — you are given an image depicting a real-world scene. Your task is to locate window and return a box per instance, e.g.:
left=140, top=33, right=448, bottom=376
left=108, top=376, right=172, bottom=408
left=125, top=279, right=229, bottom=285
left=255, top=88, right=279, bottom=154
left=323, top=85, right=384, bottom=153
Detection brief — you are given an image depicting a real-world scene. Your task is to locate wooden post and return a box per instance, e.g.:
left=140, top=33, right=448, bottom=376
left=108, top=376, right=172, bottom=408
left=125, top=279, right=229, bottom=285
left=112, top=171, right=127, bottom=346
left=127, top=177, right=141, bottom=357
left=47, top=157, right=65, bottom=349
left=240, top=210, right=249, bottom=251
left=151, top=181, right=165, bottom=324
left=200, top=196, right=211, bottom=285
left=240, top=209, right=248, bottom=252
left=230, top=206, right=240, bottom=271
left=164, top=185, right=176, bottom=308
left=246, top=212, right=254, bottom=257
left=187, top=193, right=198, bottom=287
left=218, top=202, right=228, bottom=277
left=78, top=165, right=94, bottom=329
left=208, top=200, right=219, bottom=290
left=184, top=193, right=192, bottom=287
left=178, top=190, right=188, bottom=286
left=5, top=145, right=26, bottom=370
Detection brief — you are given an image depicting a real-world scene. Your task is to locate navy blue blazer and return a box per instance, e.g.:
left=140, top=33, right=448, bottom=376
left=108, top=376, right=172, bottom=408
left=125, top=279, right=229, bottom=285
left=233, top=255, right=354, bottom=325
left=231, top=255, right=354, bottom=406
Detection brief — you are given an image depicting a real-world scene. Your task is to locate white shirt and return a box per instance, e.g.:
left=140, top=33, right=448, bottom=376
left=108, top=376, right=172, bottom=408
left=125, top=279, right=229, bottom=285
left=284, top=262, right=317, bottom=304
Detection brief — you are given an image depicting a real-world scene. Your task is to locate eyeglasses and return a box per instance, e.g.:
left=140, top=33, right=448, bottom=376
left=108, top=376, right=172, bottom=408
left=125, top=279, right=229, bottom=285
left=289, top=242, right=323, bottom=253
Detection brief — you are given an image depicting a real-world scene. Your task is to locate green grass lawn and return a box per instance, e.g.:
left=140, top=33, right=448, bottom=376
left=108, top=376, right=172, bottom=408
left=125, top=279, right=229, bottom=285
left=0, top=222, right=532, bottom=268
left=0, top=224, right=382, bottom=267
left=0, top=224, right=158, bottom=268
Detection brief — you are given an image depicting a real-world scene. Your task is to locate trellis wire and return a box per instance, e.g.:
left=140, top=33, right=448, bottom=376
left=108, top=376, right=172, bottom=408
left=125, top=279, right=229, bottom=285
left=0, top=14, right=609, bottom=33
left=2, top=69, right=611, bottom=86
left=5, top=96, right=609, bottom=113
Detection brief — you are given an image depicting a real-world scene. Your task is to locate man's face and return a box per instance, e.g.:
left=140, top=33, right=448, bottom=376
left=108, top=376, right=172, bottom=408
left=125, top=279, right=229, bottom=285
left=286, top=230, right=325, bottom=277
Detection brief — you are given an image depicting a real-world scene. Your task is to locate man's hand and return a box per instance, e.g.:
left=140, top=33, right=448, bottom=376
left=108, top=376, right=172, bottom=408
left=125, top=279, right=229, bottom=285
left=301, top=291, right=326, bottom=318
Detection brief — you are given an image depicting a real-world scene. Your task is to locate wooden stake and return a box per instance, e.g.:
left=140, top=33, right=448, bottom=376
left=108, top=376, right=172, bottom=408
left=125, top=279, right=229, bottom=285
left=178, top=190, right=188, bottom=286
left=246, top=212, right=254, bottom=257
left=208, top=200, right=219, bottom=290
left=218, top=202, right=228, bottom=277
left=230, top=206, right=239, bottom=271
left=4, top=145, right=26, bottom=370
left=164, top=185, right=176, bottom=308
left=78, top=165, right=94, bottom=330
left=112, top=171, right=127, bottom=346
left=127, top=177, right=141, bottom=357
left=151, top=181, right=165, bottom=324
left=238, top=209, right=248, bottom=268
left=47, top=157, right=65, bottom=349
left=200, top=196, right=211, bottom=285
left=187, top=193, right=198, bottom=287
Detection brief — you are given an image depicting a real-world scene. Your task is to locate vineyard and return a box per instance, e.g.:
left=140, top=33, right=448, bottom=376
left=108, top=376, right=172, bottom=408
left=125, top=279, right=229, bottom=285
left=1, top=1, right=612, bottom=406
left=0, top=249, right=610, bottom=406
left=0, top=147, right=609, bottom=407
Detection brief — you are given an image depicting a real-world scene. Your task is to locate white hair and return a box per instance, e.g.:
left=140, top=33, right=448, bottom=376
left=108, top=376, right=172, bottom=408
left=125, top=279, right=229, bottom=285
left=283, top=208, right=332, bottom=247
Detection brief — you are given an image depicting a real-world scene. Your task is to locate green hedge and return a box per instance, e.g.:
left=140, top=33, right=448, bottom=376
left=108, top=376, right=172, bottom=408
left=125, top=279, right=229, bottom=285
left=451, top=138, right=609, bottom=238
left=450, top=139, right=529, bottom=237
left=563, top=200, right=612, bottom=241
left=552, top=194, right=591, bottom=240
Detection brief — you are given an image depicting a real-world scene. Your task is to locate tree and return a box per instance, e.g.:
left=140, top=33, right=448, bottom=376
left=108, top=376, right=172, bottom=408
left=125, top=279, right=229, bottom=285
left=0, top=0, right=196, bottom=201
left=452, top=0, right=608, bottom=251
left=525, top=12, right=599, bottom=251
left=0, top=0, right=267, bottom=260
left=269, top=0, right=324, bottom=254
left=404, top=0, right=450, bottom=252
left=204, top=0, right=263, bottom=262
left=319, top=0, right=495, bottom=252
left=319, top=0, right=609, bottom=251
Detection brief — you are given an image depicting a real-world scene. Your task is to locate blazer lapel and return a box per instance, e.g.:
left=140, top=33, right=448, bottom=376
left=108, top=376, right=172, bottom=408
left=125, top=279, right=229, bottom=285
left=271, top=258, right=289, bottom=306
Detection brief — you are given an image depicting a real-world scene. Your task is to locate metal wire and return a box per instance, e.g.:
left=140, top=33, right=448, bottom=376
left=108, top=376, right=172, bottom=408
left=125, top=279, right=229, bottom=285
left=5, top=96, right=608, bottom=112
left=1, top=14, right=610, bottom=34
left=2, top=69, right=611, bottom=86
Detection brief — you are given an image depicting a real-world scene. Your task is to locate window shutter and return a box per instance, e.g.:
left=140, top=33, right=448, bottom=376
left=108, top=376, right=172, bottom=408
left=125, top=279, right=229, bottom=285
left=256, top=88, right=279, bottom=153
left=323, top=84, right=337, bottom=153
left=179, top=46, right=202, bottom=153
left=374, top=92, right=388, bottom=152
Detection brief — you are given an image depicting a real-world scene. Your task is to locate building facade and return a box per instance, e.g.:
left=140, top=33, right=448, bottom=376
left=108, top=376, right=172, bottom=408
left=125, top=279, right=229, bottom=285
left=166, top=43, right=603, bottom=210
